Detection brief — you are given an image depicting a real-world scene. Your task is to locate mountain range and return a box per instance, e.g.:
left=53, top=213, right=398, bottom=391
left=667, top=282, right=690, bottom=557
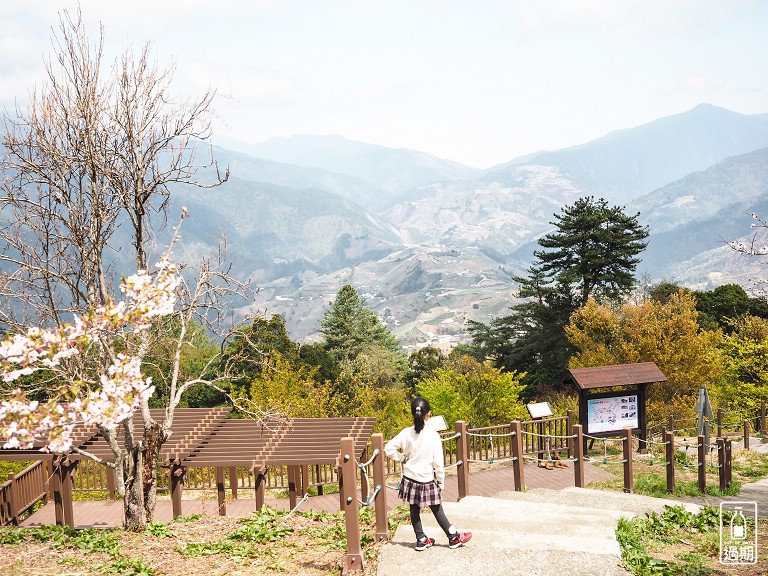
left=170, top=103, right=768, bottom=349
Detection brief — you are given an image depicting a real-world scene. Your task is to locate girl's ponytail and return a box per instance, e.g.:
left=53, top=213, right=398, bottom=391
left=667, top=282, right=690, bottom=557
left=411, top=397, right=431, bottom=433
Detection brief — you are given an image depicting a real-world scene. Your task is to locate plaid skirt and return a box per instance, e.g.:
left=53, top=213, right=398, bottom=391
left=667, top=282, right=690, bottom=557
left=398, top=476, right=442, bottom=507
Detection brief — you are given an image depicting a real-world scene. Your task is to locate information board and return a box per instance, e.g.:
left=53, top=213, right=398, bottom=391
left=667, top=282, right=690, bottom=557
left=586, top=394, right=638, bottom=433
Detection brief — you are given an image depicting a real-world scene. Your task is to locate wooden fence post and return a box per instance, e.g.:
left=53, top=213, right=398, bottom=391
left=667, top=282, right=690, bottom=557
left=743, top=420, right=750, bottom=451
left=106, top=466, right=116, bottom=500
left=665, top=431, right=675, bottom=494
left=254, top=465, right=267, bottom=509
left=316, top=465, right=324, bottom=496
left=697, top=434, right=706, bottom=494
left=717, top=438, right=726, bottom=491
left=338, top=464, right=345, bottom=511
left=717, top=408, right=723, bottom=438
left=339, top=437, right=364, bottom=574
left=511, top=420, right=525, bottom=492
left=566, top=410, right=574, bottom=458
left=573, top=424, right=584, bottom=488
left=287, top=465, right=298, bottom=510
left=52, top=456, right=64, bottom=526
left=57, top=457, right=75, bottom=528
left=622, top=428, right=633, bottom=493
left=371, top=434, right=389, bottom=542
left=216, top=467, right=226, bottom=516
left=229, top=466, right=238, bottom=499
left=170, top=457, right=184, bottom=520
left=455, top=420, right=469, bottom=500
left=725, top=438, right=732, bottom=489
left=44, top=460, right=54, bottom=503
left=301, top=465, right=309, bottom=497
left=7, top=473, right=18, bottom=525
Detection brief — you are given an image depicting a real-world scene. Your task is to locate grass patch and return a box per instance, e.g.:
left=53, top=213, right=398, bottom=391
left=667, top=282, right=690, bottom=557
left=588, top=443, right=768, bottom=498
left=617, top=506, right=721, bottom=575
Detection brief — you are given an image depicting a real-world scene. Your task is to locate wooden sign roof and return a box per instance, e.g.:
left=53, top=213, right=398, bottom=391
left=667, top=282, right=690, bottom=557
left=563, top=362, right=667, bottom=390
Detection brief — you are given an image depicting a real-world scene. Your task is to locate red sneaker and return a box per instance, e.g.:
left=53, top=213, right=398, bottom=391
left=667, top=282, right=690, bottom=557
left=415, top=536, right=435, bottom=551
left=448, top=531, right=472, bottom=549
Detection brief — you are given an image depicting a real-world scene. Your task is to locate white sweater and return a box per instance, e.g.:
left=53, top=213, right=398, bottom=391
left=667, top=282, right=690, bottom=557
left=385, top=426, right=445, bottom=486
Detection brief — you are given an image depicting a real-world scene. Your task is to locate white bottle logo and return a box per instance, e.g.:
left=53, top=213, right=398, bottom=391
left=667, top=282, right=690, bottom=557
left=730, top=507, right=747, bottom=540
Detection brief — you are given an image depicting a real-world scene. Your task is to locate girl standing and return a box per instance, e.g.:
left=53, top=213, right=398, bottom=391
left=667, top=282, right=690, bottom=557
left=385, top=397, right=472, bottom=551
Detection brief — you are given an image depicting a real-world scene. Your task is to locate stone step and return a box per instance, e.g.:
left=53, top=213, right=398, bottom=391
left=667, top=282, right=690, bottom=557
left=377, top=494, right=633, bottom=576
left=495, top=486, right=701, bottom=518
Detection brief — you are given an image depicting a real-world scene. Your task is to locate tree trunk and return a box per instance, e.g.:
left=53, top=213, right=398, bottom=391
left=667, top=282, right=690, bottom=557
left=122, top=443, right=147, bottom=531
left=142, top=420, right=163, bottom=523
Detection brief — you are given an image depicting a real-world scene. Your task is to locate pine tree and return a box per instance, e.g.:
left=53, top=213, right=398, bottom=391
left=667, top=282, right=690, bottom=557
left=320, top=285, right=400, bottom=363
left=469, top=197, right=648, bottom=393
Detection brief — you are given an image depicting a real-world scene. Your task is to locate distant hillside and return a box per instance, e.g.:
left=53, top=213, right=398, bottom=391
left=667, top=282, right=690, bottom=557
left=247, top=134, right=483, bottom=196
left=486, top=104, right=768, bottom=203
left=631, top=147, right=768, bottom=278
left=210, top=145, right=391, bottom=210
left=142, top=104, right=768, bottom=346
left=171, top=176, right=402, bottom=284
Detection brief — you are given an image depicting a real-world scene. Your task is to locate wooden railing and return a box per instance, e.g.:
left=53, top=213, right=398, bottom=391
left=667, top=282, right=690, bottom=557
left=0, top=461, right=48, bottom=526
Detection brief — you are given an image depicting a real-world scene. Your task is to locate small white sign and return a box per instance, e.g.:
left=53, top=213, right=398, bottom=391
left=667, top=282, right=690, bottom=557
left=426, top=414, right=448, bottom=431
left=720, top=501, right=758, bottom=565
left=526, top=402, right=553, bottom=419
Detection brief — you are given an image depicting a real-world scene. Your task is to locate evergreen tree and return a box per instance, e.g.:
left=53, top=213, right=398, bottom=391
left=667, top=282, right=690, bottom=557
left=536, top=196, right=649, bottom=307
left=320, top=284, right=400, bottom=363
left=469, top=197, right=648, bottom=394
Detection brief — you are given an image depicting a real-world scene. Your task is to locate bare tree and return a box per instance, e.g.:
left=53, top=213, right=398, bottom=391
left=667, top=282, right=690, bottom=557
left=728, top=212, right=768, bottom=298
left=0, top=10, right=254, bottom=530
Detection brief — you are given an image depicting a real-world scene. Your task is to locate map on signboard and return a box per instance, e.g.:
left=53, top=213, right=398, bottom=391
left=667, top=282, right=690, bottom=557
left=587, top=394, right=638, bottom=433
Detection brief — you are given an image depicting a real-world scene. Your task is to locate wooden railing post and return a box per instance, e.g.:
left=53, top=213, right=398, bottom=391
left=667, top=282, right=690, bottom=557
left=371, top=434, right=389, bottom=542
left=717, top=408, right=723, bottom=438
left=316, top=465, right=324, bottom=496
left=359, top=456, right=369, bottom=505
left=229, top=466, right=238, bottom=499
left=337, top=464, right=345, bottom=511
left=743, top=420, right=750, bottom=451
left=254, top=465, right=267, bottom=509
left=665, top=431, right=675, bottom=494
left=455, top=420, right=469, bottom=500
left=511, top=420, right=525, bottom=492
left=339, top=437, right=364, bottom=574
left=622, top=428, right=633, bottom=493
left=216, top=467, right=226, bottom=516
left=44, top=460, right=54, bottom=503
left=52, top=456, right=64, bottom=526
left=573, top=424, right=584, bottom=488
left=7, top=473, right=18, bottom=525
left=717, top=438, right=726, bottom=491
left=61, top=458, right=75, bottom=528
left=697, top=434, right=706, bottom=494
left=287, top=465, right=298, bottom=509
left=106, top=466, right=116, bottom=500
left=170, top=457, right=184, bottom=520
left=725, top=438, right=732, bottom=489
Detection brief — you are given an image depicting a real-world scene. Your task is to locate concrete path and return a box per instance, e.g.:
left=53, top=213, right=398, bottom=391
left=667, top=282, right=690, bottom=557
left=376, top=488, right=701, bottom=576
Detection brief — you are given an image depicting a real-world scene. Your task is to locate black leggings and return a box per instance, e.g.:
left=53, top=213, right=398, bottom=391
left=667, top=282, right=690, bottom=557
left=410, top=503, right=452, bottom=540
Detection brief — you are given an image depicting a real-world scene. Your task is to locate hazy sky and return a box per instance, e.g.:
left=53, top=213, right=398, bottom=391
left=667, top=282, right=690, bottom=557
left=1, top=1, right=766, bottom=168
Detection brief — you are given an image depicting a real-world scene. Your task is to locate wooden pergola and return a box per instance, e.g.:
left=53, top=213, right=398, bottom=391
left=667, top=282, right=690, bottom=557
left=0, top=408, right=375, bottom=527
